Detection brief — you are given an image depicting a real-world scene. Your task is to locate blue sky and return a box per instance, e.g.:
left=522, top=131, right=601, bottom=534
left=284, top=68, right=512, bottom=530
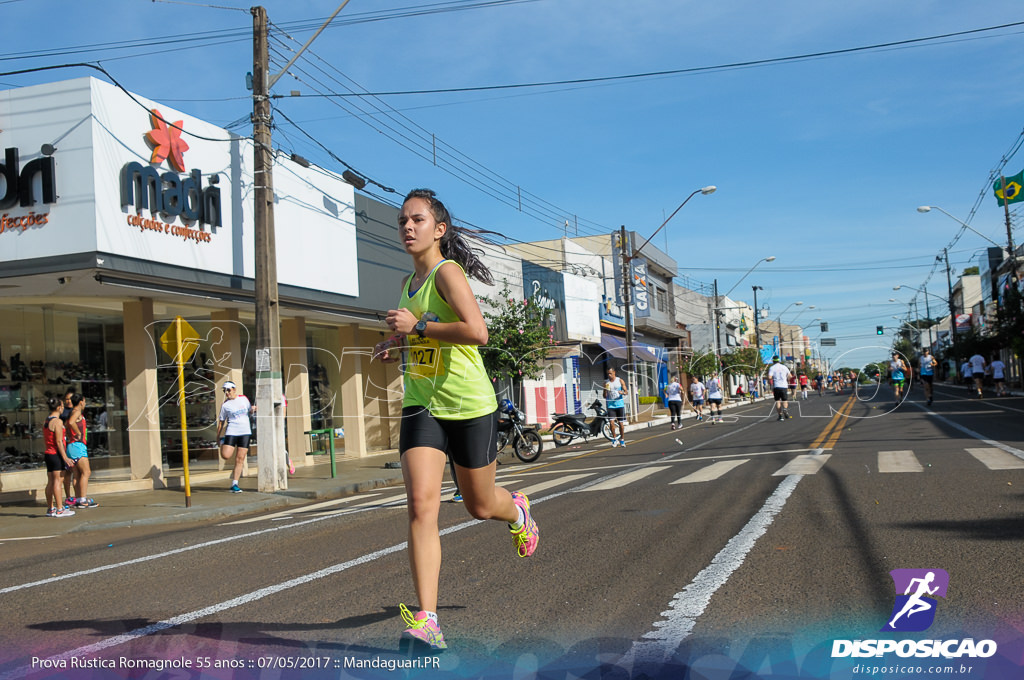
left=4, top=0, right=1023, bottom=369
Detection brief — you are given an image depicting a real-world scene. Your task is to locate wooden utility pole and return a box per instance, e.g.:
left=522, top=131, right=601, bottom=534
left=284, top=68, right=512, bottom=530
left=620, top=225, right=637, bottom=422
left=999, top=176, right=1019, bottom=280
left=252, top=6, right=286, bottom=492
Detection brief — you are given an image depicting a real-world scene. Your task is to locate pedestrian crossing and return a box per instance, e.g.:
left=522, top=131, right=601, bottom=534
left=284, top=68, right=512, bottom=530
left=226, top=448, right=1024, bottom=526
left=506, top=446, right=1024, bottom=492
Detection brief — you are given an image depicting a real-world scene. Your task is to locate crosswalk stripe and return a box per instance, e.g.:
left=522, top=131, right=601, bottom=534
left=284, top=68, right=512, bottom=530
left=878, top=450, right=923, bottom=473
left=772, top=454, right=831, bottom=476
left=579, top=466, right=673, bottom=491
left=966, top=448, right=1024, bottom=470
left=515, top=474, right=594, bottom=497
left=221, top=493, right=380, bottom=525
left=671, top=460, right=749, bottom=484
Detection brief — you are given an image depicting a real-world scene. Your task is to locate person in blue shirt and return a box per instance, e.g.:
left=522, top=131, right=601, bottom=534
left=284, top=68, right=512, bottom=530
left=918, top=347, right=935, bottom=406
left=604, top=367, right=629, bottom=447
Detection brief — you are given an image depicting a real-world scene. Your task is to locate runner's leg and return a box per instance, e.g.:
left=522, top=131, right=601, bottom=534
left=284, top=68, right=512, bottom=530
left=402, top=446, right=448, bottom=613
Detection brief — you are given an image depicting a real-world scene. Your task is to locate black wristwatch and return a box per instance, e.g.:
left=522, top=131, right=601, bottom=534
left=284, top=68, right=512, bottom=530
left=414, top=319, right=428, bottom=338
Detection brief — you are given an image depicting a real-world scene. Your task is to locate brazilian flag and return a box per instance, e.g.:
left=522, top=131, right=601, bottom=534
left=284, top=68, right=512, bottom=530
left=993, top=170, right=1024, bottom=207
left=739, top=314, right=748, bottom=334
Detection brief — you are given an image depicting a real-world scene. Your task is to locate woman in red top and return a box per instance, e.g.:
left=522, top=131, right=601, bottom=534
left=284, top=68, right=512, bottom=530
left=65, top=394, right=96, bottom=508
left=43, top=397, right=75, bottom=517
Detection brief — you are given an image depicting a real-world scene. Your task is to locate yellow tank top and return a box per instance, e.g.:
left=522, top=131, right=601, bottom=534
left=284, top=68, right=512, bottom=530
left=399, top=260, right=496, bottom=420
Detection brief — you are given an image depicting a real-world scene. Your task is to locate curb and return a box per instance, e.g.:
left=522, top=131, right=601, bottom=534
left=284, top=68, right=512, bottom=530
left=66, top=495, right=296, bottom=533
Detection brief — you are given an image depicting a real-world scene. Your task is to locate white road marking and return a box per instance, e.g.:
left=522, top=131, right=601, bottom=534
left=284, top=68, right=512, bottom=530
left=515, top=473, right=594, bottom=497
left=671, top=460, right=748, bottom=484
left=1, top=413, right=773, bottom=678
left=878, top=450, right=924, bottom=473
left=511, top=449, right=817, bottom=478
left=915, top=399, right=1024, bottom=452
left=220, top=493, right=381, bottom=525
left=772, top=453, right=832, bottom=476
left=625, top=474, right=803, bottom=667
left=578, top=466, right=673, bottom=491
left=966, top=447, right=1024, bottom=470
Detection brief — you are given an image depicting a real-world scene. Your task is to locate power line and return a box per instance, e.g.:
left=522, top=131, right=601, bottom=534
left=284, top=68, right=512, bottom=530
left=272, top=20, right=1024, bottom=98
left=268, top=30, right=613, bottom=238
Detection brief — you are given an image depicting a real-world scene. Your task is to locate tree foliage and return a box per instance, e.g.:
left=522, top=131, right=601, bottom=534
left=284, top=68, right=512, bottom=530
left=719, top=346, right=766, bottom=378
left=477, top=281, right=555, bottom=382
left=992, top=283, right=1024, bottom=359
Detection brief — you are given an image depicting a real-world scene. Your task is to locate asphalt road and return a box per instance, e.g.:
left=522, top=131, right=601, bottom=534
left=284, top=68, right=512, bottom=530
left=1, top=383, right=1022, bottom=679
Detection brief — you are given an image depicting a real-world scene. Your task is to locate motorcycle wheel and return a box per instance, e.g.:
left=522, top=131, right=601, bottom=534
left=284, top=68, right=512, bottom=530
left=600, top=420, right=615, bottom=441
left=551, top=423, right=574, bottom=447
left=496, top=430, right=510, bottom=453
left=514, top=430, right=543, bottom=463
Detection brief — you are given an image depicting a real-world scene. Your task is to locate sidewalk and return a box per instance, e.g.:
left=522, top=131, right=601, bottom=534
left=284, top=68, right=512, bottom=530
left=0, top=449, right=411, bottom=541
left=0, top=402, right=765, bottom=541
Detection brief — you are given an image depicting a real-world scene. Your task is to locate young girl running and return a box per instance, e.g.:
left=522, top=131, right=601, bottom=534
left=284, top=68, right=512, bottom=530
left=373, top=189, right=539, bottom=652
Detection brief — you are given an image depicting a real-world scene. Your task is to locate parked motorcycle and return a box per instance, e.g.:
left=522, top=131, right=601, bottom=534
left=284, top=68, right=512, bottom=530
left=550, top=399, right=615, bottom=446
left=496, top=399, right=543, bottom=463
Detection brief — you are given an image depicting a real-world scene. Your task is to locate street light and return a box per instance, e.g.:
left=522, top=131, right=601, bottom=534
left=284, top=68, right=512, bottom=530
left=918, top=204, right=1017, bottom=281
left=723, top=256, right=776, bottom=298
left=716, top=255, right=775, bottom=361
left=894, top=284, right=950, bottom=351
left=916, top=206, right=1004, bottom=249
left=768, top=301, right=802, bottom=360
left=622, top=185, right=716, bottom=421
left=891, top=316, right=920, bottom=347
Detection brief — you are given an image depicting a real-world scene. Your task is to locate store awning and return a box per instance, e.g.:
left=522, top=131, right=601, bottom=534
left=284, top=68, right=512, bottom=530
left=595, top=334, right=661, bottom=362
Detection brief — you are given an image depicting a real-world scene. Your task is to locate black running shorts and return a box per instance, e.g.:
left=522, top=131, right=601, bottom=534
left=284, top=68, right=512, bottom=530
left=400, top=406, right=498, bottom=469
left=773, top=387, right=788, bottom=401
left=44, top=452, right=70, bottom=472
left=222, top=434, right=251, bottom=449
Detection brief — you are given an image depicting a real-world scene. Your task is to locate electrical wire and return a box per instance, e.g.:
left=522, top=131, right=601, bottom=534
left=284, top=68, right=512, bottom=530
left=276, top=20, right=1024, bottom=98
left=269, top=33, right=612, bottom=236
left=0, top=62, right=238, bottom=143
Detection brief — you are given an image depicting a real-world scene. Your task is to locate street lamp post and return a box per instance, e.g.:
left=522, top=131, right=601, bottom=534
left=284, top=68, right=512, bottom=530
left=894, top=284, right=949, bottom=351
left=622, top=185, right=716, bottom=421
left=917, top=206, right=1005, bottom=250
left=752, top=285, right=764, bottom=350
left=772, top=301, right=803, bottom=360
left=723, top=256, right=776, bottom=298
left=716, top=255, right=774, bottom=368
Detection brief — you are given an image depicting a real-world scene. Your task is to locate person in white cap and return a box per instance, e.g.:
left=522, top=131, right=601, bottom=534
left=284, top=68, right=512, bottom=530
left=217, top=381, right=253, bottom=493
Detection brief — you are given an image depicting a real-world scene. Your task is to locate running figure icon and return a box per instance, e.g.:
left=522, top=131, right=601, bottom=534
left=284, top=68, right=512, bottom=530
left=883, top=568, right=949, bottom=632
left=888, top=572, right=939, bottom=629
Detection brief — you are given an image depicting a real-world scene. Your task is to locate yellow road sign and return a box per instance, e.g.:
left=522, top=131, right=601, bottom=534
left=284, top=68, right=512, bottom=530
left=159, top=317, right=201, bottom=363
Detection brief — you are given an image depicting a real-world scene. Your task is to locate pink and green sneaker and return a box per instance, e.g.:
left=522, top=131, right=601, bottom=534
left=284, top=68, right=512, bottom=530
left=509, top=491, right=539, bottom=557
left=399, top=603, right=447, bottom=651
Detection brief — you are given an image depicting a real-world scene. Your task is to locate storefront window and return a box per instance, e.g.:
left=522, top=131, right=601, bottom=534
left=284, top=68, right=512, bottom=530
left=0, top=307, right=127, bottom=472
left=150, top=317, right=254, bottom=469
left=306, top=327, right=339, bottom=433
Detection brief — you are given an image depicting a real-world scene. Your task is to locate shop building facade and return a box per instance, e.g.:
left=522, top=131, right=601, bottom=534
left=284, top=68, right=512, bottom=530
left=0, top=77, right=414, bottom=498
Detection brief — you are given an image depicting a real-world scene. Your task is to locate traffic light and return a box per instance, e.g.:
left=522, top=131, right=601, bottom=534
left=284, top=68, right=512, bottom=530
left=876, top=326, right=884, bottom=335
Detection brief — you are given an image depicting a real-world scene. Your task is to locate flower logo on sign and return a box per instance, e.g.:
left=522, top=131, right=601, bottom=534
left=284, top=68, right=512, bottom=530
left=145, top=109, right=190, bottom=172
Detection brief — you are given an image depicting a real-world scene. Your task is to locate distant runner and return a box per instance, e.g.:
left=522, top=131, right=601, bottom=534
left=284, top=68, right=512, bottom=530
left=767, top=356, right=792, bottom=421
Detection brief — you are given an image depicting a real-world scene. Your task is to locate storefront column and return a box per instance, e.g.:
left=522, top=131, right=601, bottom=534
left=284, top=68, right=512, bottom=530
left=281, top=317, right=312, bottom=466
left=338, top=323, right=368, bottom=457
left=210, top=310, right=244, bottom=472
left=124, top=299, right=163, bottom=485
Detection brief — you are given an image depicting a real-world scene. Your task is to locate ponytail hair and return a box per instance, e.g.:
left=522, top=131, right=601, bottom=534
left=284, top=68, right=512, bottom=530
left=404, top=188, right=494, bottom=285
